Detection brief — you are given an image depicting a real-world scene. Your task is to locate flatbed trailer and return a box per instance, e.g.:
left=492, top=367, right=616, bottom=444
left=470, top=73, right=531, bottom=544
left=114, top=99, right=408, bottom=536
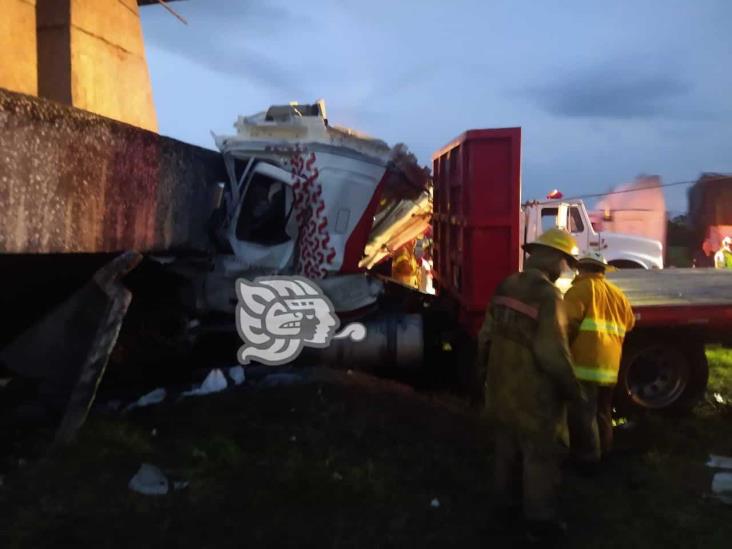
left=601, top=269, right=732, bottom=412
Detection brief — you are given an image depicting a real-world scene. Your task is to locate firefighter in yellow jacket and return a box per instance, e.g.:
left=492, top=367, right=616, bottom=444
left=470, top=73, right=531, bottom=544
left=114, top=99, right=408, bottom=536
left=563, top=250, right=635, bottom=467
left=477, top=228, right=581, bottom=543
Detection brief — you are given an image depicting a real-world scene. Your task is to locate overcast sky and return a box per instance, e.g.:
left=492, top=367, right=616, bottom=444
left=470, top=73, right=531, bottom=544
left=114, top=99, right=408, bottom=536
left=140, top=0, right=732, bottom=213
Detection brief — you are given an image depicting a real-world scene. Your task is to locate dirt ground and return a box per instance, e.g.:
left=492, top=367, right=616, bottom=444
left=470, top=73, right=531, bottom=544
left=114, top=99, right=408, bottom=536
left=1, top=352, right=731, bottom=549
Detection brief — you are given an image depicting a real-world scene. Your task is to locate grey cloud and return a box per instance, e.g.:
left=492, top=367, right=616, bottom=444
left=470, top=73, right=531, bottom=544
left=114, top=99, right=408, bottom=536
left=141, top=0, right=310, bottom=96
left=527, top=63, right=692, bottom=119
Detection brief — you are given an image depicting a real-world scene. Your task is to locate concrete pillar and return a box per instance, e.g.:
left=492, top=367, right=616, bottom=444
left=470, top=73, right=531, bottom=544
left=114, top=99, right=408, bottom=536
left=0, top=0, right=38, bottom=95
left=36, top=0, right=158, bottom=132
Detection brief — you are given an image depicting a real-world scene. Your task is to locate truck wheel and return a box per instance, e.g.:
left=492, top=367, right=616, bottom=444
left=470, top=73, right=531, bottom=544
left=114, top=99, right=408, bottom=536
left=615, top=338, right=708, bottom=415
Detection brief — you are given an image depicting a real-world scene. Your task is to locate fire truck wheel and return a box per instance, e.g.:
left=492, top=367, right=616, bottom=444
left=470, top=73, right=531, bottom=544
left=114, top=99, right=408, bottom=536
left=615, top=336, right=708, bottom=416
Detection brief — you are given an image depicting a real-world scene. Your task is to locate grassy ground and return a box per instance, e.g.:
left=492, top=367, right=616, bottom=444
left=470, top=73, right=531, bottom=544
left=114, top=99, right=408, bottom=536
left=0, top=351, right=731, bottom=548
left=707, top=346, right=732, bottom=397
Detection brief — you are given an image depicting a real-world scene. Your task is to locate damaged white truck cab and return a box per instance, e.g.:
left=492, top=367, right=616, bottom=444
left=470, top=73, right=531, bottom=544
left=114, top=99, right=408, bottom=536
left=198, top=101, right=426, bottom=316
left=522, top=199, right=664, bottom=269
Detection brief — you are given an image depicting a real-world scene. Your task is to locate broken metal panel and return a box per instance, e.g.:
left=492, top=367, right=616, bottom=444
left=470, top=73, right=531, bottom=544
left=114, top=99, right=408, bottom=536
left=360, top=191, right=432, bottom=269
left=0, top=88, right=226, bottom=254
left=0, top=252, right=141, bottom=442
left=54, top=252, right=142, bottom=444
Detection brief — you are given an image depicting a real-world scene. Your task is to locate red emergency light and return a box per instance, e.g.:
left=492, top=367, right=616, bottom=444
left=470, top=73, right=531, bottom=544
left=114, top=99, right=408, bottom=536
left=546, top=189, right=563, bottom=199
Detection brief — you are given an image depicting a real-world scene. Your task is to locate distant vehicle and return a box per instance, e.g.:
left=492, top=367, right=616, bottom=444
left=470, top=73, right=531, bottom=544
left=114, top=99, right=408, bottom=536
left=522, top=198, right=664, bottom=269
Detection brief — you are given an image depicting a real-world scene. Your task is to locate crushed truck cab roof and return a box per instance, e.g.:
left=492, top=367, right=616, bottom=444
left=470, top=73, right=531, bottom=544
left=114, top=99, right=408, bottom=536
left=214, top=100, right=392, bottom=165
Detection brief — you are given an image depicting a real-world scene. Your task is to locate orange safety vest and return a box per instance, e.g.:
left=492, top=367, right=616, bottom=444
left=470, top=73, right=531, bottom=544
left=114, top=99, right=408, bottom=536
left=563, top=273, right=635, bottom=385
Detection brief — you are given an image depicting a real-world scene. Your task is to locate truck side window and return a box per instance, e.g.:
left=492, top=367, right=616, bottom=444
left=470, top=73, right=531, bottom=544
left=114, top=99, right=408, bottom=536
left=541, top=208, right=559, bottom=233
left=236, top=173, right=293, bottom=245
left=569, top=207, right=584, bottom=233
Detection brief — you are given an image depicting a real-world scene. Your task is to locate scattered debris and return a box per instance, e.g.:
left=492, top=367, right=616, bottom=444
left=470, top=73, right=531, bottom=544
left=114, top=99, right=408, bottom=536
left=713, top=393, right=726, bottom=404
left=182, top=369, right=228, bottom=397
left=711, top=473, right=732, bottom=505
left=124, top=388, right=167, bottom=412
left=430, top=498, right=441, bottom=509
left=228, top=366, right=246, bottom=386
left=129, top=464, right=169, bottom=496
left=707, top=454, right=732, bottom=470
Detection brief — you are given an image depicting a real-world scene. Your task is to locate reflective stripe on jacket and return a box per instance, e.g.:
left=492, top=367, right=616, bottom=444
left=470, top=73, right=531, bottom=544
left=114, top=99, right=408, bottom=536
left=563, top=273, right=635, bottom=385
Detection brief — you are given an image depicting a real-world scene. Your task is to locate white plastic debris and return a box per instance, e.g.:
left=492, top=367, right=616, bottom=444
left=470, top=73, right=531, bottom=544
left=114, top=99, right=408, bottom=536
left=430, top=498, right=441, bottom=509
left=707, top=454, right=732, bottom=470
left=228, top=366, right=246, bottom=386
left=182, top=369, right=228, bottom=397
left=713, top=393, right=726, bottom=404
left=712, top=472, right=732, bottom=504
left=173, top=481, right=190, bottom=491
left=124, top=388, right=167, bottom=412
left=129, top=464, right=169, bottom=496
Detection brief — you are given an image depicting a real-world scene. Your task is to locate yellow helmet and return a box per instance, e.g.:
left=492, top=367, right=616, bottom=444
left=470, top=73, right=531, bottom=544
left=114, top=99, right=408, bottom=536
left=524, top=228, right=579, bottom=264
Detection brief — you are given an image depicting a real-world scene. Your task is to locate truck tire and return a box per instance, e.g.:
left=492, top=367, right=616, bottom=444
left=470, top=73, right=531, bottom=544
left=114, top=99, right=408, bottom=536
left=615, top=336, right=708, bottom=416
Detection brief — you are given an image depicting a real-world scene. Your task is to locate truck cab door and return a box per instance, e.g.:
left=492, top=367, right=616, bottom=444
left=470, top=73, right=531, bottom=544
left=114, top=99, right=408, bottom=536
left=567, top=203, right=591, bottom=253
left=227, top=161, right=299, bottom=272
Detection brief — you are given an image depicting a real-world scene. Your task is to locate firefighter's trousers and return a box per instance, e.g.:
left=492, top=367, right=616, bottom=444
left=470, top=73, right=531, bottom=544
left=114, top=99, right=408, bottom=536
left=494, top=427, right=568, bottom=521
left=568, top=381, right=615, bottom=462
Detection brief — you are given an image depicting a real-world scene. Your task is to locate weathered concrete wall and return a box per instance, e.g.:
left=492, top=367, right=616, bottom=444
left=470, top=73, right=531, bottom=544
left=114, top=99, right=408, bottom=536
left=0, top=88, right=226, bottom=254
left=36, top=0, right=158, bottom=132
left=0, top=0, right=38, bottom=96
